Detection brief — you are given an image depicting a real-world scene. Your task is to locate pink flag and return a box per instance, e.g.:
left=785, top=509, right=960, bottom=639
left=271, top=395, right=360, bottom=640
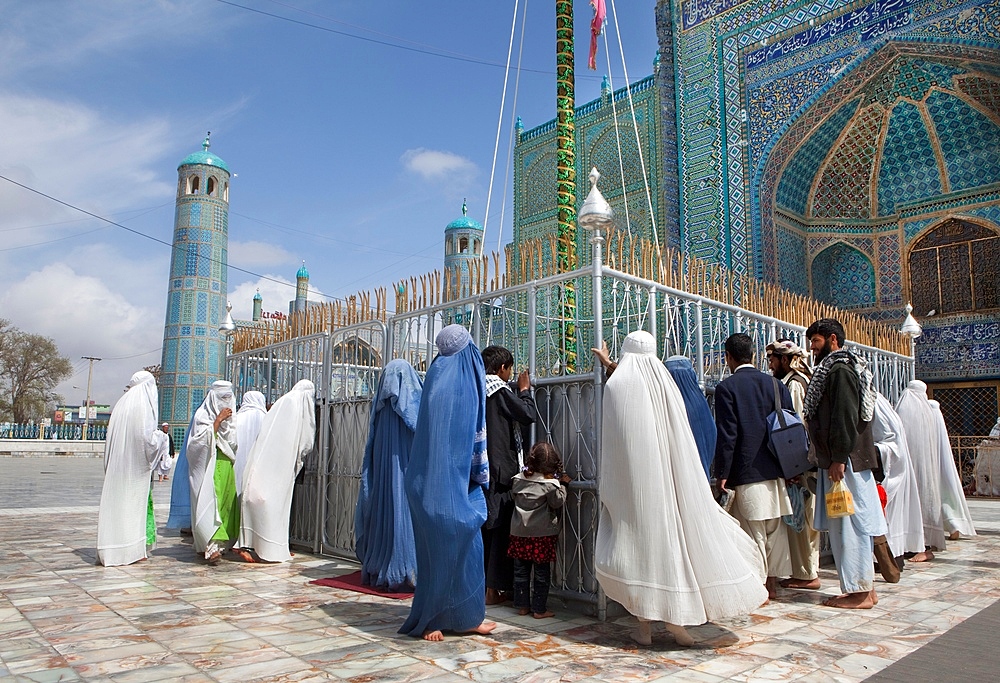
left=589, top=0, right=607, bottom=71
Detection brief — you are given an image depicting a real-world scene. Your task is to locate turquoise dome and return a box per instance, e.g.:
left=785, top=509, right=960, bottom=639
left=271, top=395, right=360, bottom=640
left=446, top=199, right=483, bottom=231
left=253, top=289, right=262, bottom=301
left=178, top=134, right=230, bottom=173
left=297, top=262, right=309, bottom=279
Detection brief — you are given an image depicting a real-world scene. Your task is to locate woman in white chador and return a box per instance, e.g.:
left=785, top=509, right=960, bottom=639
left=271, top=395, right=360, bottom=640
left=234, top=390, right=267, bottom=491
left=596, top=331, right=767, bottom=647
left=871, top=393, right=927, bottom=559
left=239, top=379, right=316, bottom=562
left=896, top=380, right=951, bottom=550
left=187, top=381, right=239, bottom=564
left=97, top=370, right=166, bottom=566
left=928, top=399, right=976, bottom=540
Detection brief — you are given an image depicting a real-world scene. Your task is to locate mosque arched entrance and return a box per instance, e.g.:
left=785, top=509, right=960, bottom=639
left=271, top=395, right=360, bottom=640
left=758, top=40, right=1000, bottom=430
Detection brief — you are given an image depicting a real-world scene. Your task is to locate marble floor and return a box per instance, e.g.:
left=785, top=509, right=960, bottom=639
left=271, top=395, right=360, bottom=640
left=2, top=457, right=999, bottom=682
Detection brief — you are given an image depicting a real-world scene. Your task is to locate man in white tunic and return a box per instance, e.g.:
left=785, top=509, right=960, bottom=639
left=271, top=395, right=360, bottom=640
left=928, top=399, right=976, bottom=541
left=234, top=390, right=267, bottom=491
left=896, top=380, right=948, bottom=551
left=239, top=380, right=316, bottom=563
left=597, top=331, right=767, bottom=647
left=186, top=381, right=238, bottom=564
left=871, top=393, right=928, bottom=562
left=97, top=370, right=165, bottom=566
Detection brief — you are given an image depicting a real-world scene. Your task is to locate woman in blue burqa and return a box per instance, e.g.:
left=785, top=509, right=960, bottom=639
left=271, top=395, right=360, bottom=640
left=399, top=325, right=497, bottom=641
left=664, top=355, right=716, bottom=478
left=354, top=359, right=422, bottom=592
left=166, top=410, right=198, bottom=533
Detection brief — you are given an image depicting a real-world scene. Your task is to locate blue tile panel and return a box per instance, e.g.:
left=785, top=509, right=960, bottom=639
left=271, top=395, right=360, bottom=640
left=926, top=89, right=1000, bottom=193
left=878, top=100, right=944, bottom=216
left=811, top=242, right=876, bottom=309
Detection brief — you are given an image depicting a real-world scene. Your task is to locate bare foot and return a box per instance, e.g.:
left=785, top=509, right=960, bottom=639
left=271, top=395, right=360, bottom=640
left=665, top=622, right=696, bottom=647
left=870, top=589, right=879, bottom=606
left=780, top=578, right=821, bottom=590
left=207, top=551, right=222, bottom=566
left=911, top=550, right=934, bottom=562
left=517, top=607, right=530, bottom=616
left=233, top=548, right=256, bottom=563
left=949, top=530, right=960, bottom=541
left=765, top=577, right=779, bottom=600
left=465, top=620, right=497, bottom=635
left=422, top=630, right=444, bottom=641
left=823, top=591, right=874, bottom=609
left=631, top=620, right=652, bottom=646
left=533, top=611, right=554, bottom=619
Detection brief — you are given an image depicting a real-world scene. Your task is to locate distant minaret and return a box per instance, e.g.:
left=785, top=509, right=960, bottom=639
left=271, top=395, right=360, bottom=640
left=290, top=261, right=309, bottom=314
left=252, top=288, right=262, bottom=322
left=443, top=199, right=484, bottom=302
left=159, top=133, right=231, bottom=428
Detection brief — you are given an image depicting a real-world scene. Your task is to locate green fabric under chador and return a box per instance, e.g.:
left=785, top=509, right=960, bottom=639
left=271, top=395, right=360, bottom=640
left=211, top=455, right=240, bottom=543
left=146, top=489, right=156, bottom=547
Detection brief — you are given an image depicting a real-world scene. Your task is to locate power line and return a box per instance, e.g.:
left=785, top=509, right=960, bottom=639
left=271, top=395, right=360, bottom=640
left=213, top=0, right=601, bottom=82
left=0, top=173, right=349, bottom=304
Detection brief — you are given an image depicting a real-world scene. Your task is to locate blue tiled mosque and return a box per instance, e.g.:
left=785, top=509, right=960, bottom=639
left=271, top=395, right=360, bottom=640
left=514, top=0, right=1000, bottom=434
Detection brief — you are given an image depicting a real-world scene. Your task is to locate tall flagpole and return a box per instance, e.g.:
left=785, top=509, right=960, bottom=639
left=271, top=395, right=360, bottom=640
left=555, top=0, right=577, bottom=373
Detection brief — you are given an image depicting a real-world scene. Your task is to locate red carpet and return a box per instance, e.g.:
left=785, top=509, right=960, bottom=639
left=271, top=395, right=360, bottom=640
left=309, top=571, right=414, bottom=599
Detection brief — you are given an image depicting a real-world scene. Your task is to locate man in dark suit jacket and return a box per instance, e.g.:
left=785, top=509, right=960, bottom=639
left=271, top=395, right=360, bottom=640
left=714, top=333, right=794, bottom=599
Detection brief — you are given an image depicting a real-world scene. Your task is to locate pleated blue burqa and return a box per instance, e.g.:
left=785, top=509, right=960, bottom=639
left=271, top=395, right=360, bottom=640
left=664, top=355, right=716, bottom=478
left=165, top=411, right=197, bottom=529
left=399, top=325, right=489, bottom=637
left=355, top=359, right=423, bottom=591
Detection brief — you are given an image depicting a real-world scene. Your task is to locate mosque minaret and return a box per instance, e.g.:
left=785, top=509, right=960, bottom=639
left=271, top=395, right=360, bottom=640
left=158, top=134, right=231, bottom=432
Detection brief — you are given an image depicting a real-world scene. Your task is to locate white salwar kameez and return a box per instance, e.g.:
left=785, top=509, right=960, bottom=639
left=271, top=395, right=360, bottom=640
left=814, top=460, right=887, bottom=594
left=871, top=394, right=925, bottom=555
left=596, top=332, right=768, bottom=626
left=97, top=371, right=162, bottom=566
left=234, top=391, right=267, bottom=491
left=186, top=381, right=238, bottom=557
left=929, top=400, right=976, bottom=537
left=896, top=381, right=947, bottom=550
left=240, top=380, right=316, bottom=562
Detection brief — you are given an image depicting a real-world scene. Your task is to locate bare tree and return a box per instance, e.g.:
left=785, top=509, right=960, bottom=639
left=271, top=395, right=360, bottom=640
left=0, top=320, right=72, bottom=422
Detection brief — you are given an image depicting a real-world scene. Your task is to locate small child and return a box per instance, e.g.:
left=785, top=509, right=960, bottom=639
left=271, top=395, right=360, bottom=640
left=508, top=442, right=570, bottom=618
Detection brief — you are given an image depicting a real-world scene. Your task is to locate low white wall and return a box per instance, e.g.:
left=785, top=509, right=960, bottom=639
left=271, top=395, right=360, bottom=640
left=0, top=440, right=105, bottom=458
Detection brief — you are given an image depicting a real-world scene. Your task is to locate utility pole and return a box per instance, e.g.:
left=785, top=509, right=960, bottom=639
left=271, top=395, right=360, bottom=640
left=81, top=356, right=101, bottom=440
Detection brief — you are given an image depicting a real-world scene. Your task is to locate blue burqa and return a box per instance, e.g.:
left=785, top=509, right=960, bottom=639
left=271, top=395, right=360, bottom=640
left=355, top=359, right=423, bottom=591
left=399, top=325, right=489, bottom=637
left=664, top=355, right=716, bottom=478
left=165, top=411, right=197, bottom=529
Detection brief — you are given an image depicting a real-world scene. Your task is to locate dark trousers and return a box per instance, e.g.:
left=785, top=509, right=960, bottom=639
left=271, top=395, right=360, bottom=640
left=513, top=558, right=551, bottom=614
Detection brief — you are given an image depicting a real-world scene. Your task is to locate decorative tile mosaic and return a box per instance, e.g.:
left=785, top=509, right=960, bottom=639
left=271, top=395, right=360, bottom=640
left=926, top=89, right=1000, bottom=192
left=776, top=226, right=810, bottom=293
left=811, top=107, right=884, bottom=220
left=878, top=100, right=944, bottom=215
left=811, top=242, right=877, bottom=308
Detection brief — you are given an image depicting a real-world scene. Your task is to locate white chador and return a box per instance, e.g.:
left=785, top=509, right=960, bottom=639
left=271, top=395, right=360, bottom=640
left=929, top=400, right=976, bottom=537
left=97, top=370, right=165, bottom=566
left=234, top=390, right=267, bottom=491
left=596, top=331, right=768, bottom=626
left=896, top=380, right=947, bottom=549
left=871, top=394, right=925, bottom=555
left=187, top=381, right=238, bottom=555
left=239, top=379, right=316, bottom=562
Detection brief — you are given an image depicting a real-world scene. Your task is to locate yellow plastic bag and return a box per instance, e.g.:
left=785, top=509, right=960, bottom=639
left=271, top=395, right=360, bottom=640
left=826, top=480, right=855, bottom=518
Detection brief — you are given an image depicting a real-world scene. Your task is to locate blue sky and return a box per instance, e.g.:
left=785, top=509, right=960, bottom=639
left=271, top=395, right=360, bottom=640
left=0, top=0, right=660, bottom=405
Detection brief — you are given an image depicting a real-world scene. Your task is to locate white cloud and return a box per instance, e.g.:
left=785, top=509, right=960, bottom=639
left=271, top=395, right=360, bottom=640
left=228, top=276, right=325, bottom=322
left=401, top=148, right=477, bottom=183
left=228, top=240, right=298, bottom=269
left=0, top=262, right=164, bottom=408
left=0, top=92, right=175, bottom=247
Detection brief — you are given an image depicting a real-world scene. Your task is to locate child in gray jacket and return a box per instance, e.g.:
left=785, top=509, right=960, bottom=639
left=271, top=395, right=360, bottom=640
left=508, top=442, right=570, bottom=618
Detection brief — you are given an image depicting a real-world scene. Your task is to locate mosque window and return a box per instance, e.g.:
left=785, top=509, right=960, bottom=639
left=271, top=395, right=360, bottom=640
left=460, top=237, right=469, bottom=253
left=473, top=239, right=480, bottom=254
left=223, top=182, right=229, bottom=202
left=207, top=177, right=217, bottom=196
left=908, top=218, right=1000, bottom=316
left=187, top=175, right=200, bottom=195
left=446, top=239, right=453, bottom=256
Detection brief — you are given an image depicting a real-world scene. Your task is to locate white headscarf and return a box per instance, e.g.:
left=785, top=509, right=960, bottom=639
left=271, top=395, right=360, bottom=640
left=596, top=331, right=767, bottom=625
left=240, top=380, right=316, bottom=562
left=895, top=380, right=946, bottom=549
left=187, top=380, right=238, bottom=553
left=234, top=391, right=268, bottom=491
left=928, top=400, right=976, bottom=537
left=870, top=393, right=925, bottom=555
left=97, top=370, right=163, bottom=566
